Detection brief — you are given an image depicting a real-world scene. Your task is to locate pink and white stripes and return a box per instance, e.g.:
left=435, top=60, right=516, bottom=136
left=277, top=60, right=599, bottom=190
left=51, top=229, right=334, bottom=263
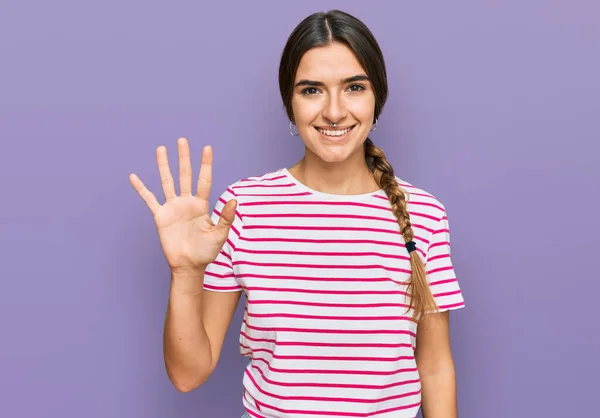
left=204, top=168, right=464, bottom=417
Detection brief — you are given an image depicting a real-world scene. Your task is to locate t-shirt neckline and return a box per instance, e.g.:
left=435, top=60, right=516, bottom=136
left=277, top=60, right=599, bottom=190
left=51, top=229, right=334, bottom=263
left=280, top=167, right=387, bottom=201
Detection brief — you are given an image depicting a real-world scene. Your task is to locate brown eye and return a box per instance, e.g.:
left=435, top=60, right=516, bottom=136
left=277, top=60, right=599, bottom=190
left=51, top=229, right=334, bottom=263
left=348, top=84, right=365, bottom=92
left=301, top=87, right=320, bottom=95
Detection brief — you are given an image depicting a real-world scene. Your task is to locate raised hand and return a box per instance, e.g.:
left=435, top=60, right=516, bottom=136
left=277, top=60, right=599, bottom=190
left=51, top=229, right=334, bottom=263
left=129, top=138, right=237, bottom=274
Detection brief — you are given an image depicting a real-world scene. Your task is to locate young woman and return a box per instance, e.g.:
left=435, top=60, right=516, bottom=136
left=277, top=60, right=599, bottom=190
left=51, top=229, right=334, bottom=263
left=130, top=9, right=464, bottom=418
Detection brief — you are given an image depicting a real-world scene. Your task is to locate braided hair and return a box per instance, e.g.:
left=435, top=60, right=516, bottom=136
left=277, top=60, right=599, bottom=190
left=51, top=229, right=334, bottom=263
left=365, top=138, right=438, bottom=318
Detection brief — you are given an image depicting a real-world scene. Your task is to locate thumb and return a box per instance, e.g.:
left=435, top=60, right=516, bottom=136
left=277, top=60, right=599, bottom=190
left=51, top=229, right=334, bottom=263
left=216, top=199, right=237, bottom=235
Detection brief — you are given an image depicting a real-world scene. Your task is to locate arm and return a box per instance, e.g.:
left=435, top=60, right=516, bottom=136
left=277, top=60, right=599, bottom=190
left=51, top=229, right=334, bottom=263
left=415, top=310, right=458, bottom=418
left=163, top=268, right=241, bottom=392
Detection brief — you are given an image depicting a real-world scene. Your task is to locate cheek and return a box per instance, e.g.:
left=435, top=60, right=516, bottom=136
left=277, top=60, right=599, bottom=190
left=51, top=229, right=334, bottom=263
left=292, top=98, right=322, bottom=122
left=346, top=95, right=376, bottom=120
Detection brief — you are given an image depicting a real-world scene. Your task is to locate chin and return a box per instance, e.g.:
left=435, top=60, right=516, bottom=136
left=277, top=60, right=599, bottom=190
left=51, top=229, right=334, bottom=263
left=318, top=155, right=349, bottom=163
left=312, top=146, right=355, bottom=163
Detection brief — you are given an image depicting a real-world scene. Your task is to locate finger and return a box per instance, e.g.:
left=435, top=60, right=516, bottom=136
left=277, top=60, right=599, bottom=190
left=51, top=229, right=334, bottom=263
left=157, top=145, right=176, bottom=201
left=178, top=137, right=193, bottom=196
left=216, top=199, right=238, bottom=235
left=196, top=145, right=213, bottom=201
left=129, top=173, right=161, bottom=215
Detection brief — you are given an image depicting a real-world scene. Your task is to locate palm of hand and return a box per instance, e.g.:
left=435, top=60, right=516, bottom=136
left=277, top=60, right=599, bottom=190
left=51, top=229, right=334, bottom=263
left=129, top=138, right=237, bottom=273
left=155, top=196, right=224, bottom=270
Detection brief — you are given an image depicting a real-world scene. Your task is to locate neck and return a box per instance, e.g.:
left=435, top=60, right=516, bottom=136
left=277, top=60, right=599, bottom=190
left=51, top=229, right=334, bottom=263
left=289, top=146, right=380, bottom=195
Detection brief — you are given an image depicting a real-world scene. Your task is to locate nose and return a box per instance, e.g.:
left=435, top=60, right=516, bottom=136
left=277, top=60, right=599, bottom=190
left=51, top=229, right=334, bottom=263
left=322, top=92, right=347, bottom=124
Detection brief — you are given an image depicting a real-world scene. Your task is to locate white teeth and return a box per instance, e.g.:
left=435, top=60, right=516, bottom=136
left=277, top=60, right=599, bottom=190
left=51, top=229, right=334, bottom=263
left=317, top=127, right=352, bottom=136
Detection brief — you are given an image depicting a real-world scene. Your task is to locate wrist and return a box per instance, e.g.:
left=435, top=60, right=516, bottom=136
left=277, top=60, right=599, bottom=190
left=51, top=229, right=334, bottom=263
left=170, top=267, right=207, bottom=295
left=171, top=264, right=207, bottom=277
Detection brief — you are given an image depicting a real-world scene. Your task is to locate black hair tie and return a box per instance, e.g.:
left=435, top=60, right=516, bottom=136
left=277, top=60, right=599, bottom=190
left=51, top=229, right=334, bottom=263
left=405, top=241, right=417, bottom=253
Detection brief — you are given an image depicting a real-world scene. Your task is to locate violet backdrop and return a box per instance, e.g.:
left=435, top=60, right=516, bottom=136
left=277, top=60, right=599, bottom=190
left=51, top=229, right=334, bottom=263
left=1, top=1, right=598, bottom=417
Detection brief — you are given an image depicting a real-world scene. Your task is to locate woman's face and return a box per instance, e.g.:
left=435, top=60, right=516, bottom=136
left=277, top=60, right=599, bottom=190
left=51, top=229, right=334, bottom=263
left=291, top=42, right=376, bottom=164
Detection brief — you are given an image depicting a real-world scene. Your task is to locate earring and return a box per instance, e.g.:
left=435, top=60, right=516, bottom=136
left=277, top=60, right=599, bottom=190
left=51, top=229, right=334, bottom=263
left=371, top=119, right=378, bottom=132
left=289, top=120, right=300, bottom=136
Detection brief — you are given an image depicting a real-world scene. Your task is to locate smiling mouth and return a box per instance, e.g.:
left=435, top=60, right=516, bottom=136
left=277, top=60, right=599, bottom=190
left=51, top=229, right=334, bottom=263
left=314, top=125, right=356, bottom=138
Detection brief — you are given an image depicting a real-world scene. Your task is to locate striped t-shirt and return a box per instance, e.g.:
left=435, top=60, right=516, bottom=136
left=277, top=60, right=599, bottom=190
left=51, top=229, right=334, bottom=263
left=203, top=168, right=465, bottom=418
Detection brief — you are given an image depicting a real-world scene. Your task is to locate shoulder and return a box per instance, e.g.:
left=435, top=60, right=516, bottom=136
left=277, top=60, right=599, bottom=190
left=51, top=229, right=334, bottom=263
left=212, top=169, right=287, bottom=225
left=225, top=168, right=289, bottom=195
left=394, top=176, right=448, bottom=227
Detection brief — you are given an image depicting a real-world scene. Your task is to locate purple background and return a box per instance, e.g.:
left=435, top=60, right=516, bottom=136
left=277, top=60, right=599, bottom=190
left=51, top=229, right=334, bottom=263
left=1, top=1, right=598, bottom=417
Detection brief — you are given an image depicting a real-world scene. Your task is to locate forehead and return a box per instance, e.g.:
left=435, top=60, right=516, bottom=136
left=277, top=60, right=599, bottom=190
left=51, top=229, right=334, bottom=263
left=295, top=43, right=366, bottom=82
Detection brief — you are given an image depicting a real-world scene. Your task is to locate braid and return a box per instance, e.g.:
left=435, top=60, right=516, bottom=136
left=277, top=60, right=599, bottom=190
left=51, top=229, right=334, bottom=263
left=365, top=138, right=438, bottom=319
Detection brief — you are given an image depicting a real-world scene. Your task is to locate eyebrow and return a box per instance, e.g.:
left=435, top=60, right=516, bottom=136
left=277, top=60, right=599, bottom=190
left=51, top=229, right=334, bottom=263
left=294, top=74, right=370, bottom=88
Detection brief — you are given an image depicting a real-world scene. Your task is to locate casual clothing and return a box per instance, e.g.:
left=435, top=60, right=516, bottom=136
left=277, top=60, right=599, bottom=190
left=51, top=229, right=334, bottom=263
left=204, top=168, right=465, bottom=418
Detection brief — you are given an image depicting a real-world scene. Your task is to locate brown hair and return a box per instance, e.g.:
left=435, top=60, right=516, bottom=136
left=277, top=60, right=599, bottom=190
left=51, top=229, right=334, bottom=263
left=278, top=9, right=438, bottom=318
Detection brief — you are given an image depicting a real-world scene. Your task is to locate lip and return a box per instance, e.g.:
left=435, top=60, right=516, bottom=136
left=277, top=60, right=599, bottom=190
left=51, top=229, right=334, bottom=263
left=314, top=125, right=356, bottom=141
left=315, top=125, right=356, bottom=130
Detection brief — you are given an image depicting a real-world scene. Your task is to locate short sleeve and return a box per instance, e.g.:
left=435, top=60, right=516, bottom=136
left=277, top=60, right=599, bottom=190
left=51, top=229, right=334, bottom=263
left=203, top=185, right=244, bottom=292
left=425, top=209, right=465, bottom=312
